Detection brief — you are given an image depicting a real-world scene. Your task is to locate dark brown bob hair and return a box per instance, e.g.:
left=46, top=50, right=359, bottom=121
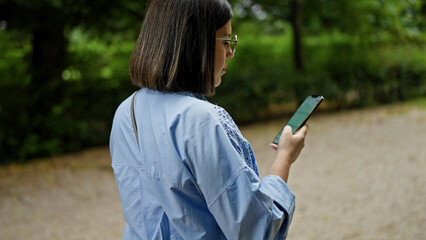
left=129, top=0, right=233, bottom=95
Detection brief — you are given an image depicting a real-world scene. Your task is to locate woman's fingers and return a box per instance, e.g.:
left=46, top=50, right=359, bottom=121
left=295, top=124, right=308, bottom=136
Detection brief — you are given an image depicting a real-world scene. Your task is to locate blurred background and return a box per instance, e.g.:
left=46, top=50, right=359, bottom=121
left=0, top=0, right=425, bottom=163
left=1, top=0, right=426, bottom=239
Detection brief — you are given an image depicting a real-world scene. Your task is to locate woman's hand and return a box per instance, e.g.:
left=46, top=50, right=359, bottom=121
left=267, top=125, right=308, bottom=182
left=271, top=125, right=308, bottom=164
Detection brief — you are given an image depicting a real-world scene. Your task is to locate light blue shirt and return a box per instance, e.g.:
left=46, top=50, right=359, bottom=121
left=110, top=88, right=295, bottom=239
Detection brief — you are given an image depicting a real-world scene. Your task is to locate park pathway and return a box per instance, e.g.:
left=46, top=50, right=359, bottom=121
left=1, top=101, right=425, bottom=240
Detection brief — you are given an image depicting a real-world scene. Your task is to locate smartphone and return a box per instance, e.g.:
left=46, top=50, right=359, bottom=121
left=272, top=95, right=324, bottom=145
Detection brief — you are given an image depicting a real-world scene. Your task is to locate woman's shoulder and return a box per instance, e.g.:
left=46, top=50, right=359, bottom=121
left=181, top=96, right=235, bottom=126
left=193, top=102, right=245, bottom=149
left=179, top=97, right=222, bottom=124
left=112, top=93, right=133, bottom=124
left=137, top=88, right=237, bottom=129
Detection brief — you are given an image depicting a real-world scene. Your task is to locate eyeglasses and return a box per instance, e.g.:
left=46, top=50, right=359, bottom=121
left=216, top=34, right=237, bottom=54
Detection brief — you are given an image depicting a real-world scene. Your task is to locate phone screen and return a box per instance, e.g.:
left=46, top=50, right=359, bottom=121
left=272, top=95, right=324, bottom=144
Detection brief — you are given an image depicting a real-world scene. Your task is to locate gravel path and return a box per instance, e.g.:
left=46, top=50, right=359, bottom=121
left=1, top=101, right=425, bottom=240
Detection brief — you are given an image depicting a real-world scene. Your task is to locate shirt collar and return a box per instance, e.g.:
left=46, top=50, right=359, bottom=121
left=177, top=92, right=207, bottom=101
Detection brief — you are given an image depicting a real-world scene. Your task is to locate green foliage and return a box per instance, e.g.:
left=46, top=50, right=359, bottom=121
left=252, top=0, right=425, bottom=41
left=302, top=36, right=426, bottom=107
left=211, top=21, right=426, bottom=123
left=211, top=22, right=295, bottom=123
left=0, top=0, right=425, bottom=163
left=0, top=28, right=137, bottom=163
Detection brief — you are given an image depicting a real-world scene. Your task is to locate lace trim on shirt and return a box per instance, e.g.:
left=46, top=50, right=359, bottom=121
left=177, top=91, right=259, bottom=176
left=174, top=91, right=206, bottom=101
left=212, top=105, right=259, bottom=176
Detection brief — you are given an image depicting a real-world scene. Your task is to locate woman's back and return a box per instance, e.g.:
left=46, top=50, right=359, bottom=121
left=110, top=89, right=295, bottom=239
left=111, top=89, right=226, bottom=239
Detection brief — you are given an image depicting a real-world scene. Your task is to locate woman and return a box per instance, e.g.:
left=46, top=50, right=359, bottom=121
left=110, top=0, right=308, bottom=239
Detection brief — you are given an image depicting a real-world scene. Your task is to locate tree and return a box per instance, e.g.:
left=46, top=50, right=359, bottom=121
left=0, top=0, right=145, bottom=114
left=231, top=0, right=305, bottom=72
left=290, top=0, right=303, bottom=71
left=231, top=0, right=425, bottom=71
left=0, top=0, right=147, bottom=161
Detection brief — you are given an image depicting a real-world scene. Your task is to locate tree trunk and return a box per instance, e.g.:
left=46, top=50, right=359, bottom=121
left=291, top=0, right=304, bottom=72
left=30, top=12, right=66, bottom=117
left=28, top=9, right=67, bottom=146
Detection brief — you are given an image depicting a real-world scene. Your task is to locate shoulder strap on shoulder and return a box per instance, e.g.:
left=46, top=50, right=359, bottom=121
left=130, top=91, right=140, bottom=147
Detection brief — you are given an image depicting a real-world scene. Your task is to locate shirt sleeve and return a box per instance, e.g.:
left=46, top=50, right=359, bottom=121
left=176, top=104, right=296, bottom=239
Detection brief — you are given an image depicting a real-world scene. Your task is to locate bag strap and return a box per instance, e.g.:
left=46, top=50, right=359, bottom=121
left=130, top=92, right=140, bottom=147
